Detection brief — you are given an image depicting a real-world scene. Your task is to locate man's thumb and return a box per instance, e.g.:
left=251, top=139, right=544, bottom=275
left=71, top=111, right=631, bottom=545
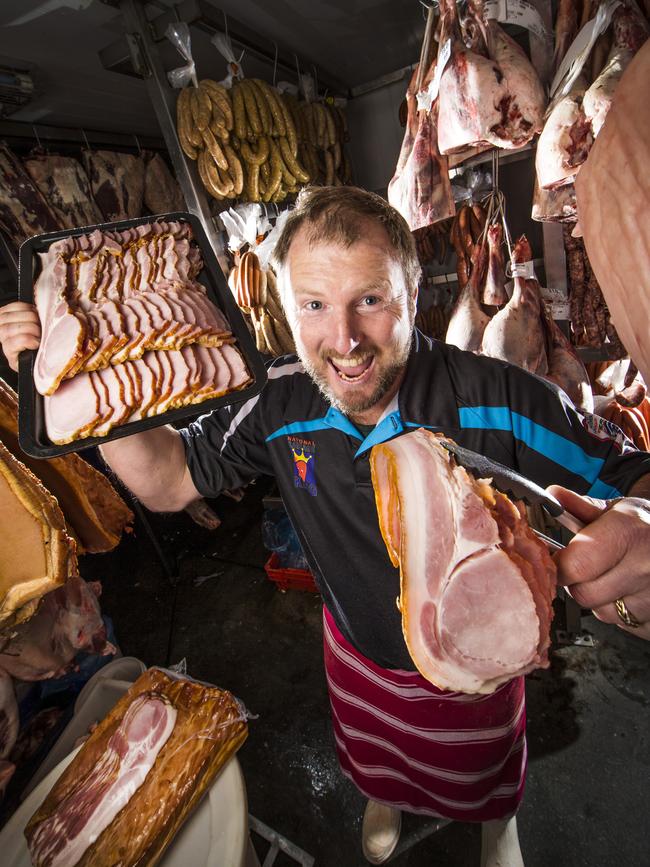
left=546, top=484, right=609, bottom=525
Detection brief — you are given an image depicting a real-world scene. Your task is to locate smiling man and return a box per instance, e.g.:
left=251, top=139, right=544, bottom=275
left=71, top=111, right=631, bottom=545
left=2, top=186, right=650, bottom=866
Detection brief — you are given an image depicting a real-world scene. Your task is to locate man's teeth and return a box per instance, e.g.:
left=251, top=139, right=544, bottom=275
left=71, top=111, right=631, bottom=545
left=331, top=354, right=371, bottom=368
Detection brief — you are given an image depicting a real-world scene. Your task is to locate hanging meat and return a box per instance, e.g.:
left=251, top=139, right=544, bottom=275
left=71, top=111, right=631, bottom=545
left=531, top=179, right=577, bottom=223
left=575, top=41, right=650, bottom=387
left=387, top=60, right=454, bottom=230
left=0, top=440, right=77, bottom=629
left=0, top=379, right=133, bottom=553
left=25, top=668, right=248, bottom=867
left=553, top=0, right=580, bottom=71
left=0, top=668, right=18, bottom=799
left=483, top=223, right=507, bottom=305
left=437, top=0, right=546, bottom=154
left=537, top=2, right=649, bottom=190
left=481, top=236, right=548, bottom=375
left=143, top=152, right=185, bottom=214
left=0, top=146, right=60, bottom=251
left=82, top=150, right=145, bottom=221
left=370, top=429, right=557, bottom=695
left=0, top=577, right=114, bottom=681
left=541, top=305, right=594, bottom=412
left=23, top=153, right=103, bottom=230
left=445, top=237, right=490, bottom=351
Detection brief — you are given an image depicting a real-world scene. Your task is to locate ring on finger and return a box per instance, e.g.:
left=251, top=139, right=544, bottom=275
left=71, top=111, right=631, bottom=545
left=614, top=597, right=642, bottom=629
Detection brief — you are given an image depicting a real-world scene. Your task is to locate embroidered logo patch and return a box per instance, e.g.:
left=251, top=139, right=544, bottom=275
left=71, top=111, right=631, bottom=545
left=288, top=436, right=317, bottom=496
left=579, top=411, right=636, bottom=454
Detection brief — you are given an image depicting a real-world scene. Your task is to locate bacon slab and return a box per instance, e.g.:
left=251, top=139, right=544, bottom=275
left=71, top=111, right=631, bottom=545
left=370, top=430, right=557, bottom=695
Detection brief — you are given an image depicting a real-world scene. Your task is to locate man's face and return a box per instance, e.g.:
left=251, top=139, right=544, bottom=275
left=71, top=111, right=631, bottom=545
left=282, top=222, right=415, bottom=422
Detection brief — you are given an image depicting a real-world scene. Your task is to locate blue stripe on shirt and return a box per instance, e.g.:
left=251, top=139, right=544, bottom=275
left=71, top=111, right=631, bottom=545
left=458, top=405, right=621, bottom=495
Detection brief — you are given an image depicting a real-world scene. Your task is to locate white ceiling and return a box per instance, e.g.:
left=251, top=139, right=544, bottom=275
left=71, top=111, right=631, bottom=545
left=0, top=0, right=426, bottom=137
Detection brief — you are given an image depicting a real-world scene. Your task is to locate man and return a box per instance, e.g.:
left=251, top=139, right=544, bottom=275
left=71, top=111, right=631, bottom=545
left=2, top=186, right=650, bottom=865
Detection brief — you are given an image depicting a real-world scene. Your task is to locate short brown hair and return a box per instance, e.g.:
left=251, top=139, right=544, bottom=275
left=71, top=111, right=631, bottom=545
left=271, top=185, right=421, bottom=293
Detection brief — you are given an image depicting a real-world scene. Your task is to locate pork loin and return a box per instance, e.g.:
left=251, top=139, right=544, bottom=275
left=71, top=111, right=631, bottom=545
left=371, top=430, right=557, bottom=694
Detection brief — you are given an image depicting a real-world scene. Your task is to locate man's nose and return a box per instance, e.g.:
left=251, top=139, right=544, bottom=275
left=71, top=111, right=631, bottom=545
left=330, top=310, right=360, bottom=355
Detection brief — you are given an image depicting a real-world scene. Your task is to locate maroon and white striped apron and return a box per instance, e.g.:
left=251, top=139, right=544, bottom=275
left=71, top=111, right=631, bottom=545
left=323, top=607, right=527, bottom=822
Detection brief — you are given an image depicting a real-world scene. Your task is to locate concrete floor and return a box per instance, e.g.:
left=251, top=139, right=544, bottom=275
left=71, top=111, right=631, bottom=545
left=73, top=478, right=650, bottom=867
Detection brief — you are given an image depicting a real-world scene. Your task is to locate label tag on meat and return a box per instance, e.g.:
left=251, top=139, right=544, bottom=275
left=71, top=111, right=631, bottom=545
left=508, top=260, right=535, bottom=279
left=485, top=0, right=551, bottom=42
left=550, top=0, right=622, bottom=98
left=417, top=39, right=451, bottom=111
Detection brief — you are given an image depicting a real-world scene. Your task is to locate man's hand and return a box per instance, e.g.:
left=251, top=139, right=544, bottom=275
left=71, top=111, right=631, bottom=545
left=0, top=302, right=41, bottom=371
left=548, top=485, right=650, bottom=640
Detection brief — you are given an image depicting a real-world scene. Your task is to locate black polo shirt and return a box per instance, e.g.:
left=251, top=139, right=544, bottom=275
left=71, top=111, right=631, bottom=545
left=180, top=330, right=650, bottom=670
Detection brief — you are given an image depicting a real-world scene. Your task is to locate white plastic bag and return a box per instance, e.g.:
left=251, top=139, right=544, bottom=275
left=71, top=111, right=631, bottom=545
left=211, top=32, right=244, bottom=88
left=255, top=210, right=291, bottom=270
left=165, top=22, right=197, bottom=89
left=220, top=203, right=272, bottom=252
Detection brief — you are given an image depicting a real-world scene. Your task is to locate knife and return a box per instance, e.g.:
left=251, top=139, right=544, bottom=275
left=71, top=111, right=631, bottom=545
left=438, top=439, right=584, bottom=549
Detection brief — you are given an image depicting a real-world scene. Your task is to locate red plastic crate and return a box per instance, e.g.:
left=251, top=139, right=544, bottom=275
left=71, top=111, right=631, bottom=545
left=264, top=552, right=318, bottom=593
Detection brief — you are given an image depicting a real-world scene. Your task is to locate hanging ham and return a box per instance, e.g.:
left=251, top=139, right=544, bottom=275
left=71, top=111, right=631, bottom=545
left=481, top=235, right=548, bottom=375
left=370, top=429, right=557, bottom=695
left=445, top=237, right=490, bottom=351
left=23, top=154, right=103, bottom=230
left=483, top=223, right=508, bottom=306
left=437, top=0, right=546, bottom=154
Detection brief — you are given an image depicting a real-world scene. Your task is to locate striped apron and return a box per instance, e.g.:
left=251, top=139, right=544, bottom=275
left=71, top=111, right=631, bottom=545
left=323, top=607, right=527, bottom=822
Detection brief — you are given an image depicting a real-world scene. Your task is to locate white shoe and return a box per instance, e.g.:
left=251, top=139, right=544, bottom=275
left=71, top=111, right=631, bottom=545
left=481, top=815, right=525, bottom=867
left=361, top=799, right=402, bottom=864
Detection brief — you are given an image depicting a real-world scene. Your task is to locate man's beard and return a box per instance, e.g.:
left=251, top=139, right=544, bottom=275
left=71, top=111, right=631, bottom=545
left=296, top=332, right=413, bottom=418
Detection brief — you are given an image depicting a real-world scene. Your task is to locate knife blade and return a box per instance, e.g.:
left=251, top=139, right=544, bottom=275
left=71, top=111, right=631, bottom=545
left=438, top=439, right=584, bottom=540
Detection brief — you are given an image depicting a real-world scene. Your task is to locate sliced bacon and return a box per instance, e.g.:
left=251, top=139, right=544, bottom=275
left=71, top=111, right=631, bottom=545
left=27, top=693, right=176, bottom=867
left=370, top=429, right=557, bottom=695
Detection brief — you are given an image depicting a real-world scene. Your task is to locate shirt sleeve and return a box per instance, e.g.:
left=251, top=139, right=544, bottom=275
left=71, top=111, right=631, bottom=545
left=506, top=368, right=650, bottom=498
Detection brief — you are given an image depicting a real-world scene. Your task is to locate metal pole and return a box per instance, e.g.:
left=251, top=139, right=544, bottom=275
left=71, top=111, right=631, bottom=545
left=118, top=0, right=227, bottom=268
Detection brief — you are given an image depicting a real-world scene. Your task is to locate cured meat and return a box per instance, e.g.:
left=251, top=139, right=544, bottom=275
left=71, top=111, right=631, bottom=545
left=0, top=668, right=18, bottom=799
left=575, top=41, right=650, bottom=389
left=539, top=3, right=649, bottom=190
left=0, top=577, right=114, bottom=681
left=445, top=238, right=490, bottom=351
left=23, top=154, right=103, bottom=230
left=387, top=62, right=454, bottom=231
left=554, top=0, right=580, bottom=71
left=531, top=179, right=577, bottom=223
left=25, top=668, right=248, bottom=867
left=535, top=78, right=590, bottom=191
left=0, top=146, right=60, bottom=250
left=82, top=150, right=145, bottom=221
left=483, top=223, right=507, bottom=305
left=437, top=0, right=546, bottom=154
left=143, top=152, right=185, bottom=214
left=0, top=379, right=133, bottom=553
left=370, top=429, right=557, bottom=694
left=541, top=306, right=594, bottom=412
left=28, top=694, right=177, bottom=867
left=0, top=441, right=76, bottom=629
left=481, top=236, right=548, bottom=375
left=29, top=220, right=251, bottom=444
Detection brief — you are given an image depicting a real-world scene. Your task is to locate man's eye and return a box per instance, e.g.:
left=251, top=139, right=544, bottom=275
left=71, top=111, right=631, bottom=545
left=362, top=296, right=380, bottom=306
left=306, top=300, right=323, bottom=311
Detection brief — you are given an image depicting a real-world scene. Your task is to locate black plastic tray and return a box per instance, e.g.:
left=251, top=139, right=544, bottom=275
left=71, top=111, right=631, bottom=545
left=18, top=211, right=267, bottom=459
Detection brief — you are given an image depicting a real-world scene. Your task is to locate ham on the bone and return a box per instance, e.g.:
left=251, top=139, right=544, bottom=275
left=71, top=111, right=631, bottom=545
left=370, top=429, right=557, bottom=694
left=445, top=237, right=490, bottom=351
left=481, top=235, right=548, bottom=375
left=437, top=0, right=546, bottom=154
